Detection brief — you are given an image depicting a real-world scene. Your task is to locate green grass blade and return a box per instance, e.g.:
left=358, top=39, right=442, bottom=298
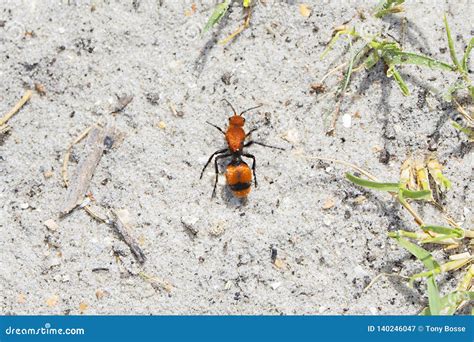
left=421, top=233, right=459, bottom=244
left=320, top=28, right=357, bottom=60
left=440, top=291, right=474, bottom=315
left=444, top=80, right=467, bottom=102
left=457, top=266, right=474, bottom=292
left=421, top=291, right=474, bottom=315
left=386, top=64, right=410, bottom=96
left=374, top=7, right=403, bottom=18
left=443, top=14, right=461, bottom=70
left=462, top=37, right=474, bottom=72
left=364, top=50, right=380, bottom=69
left=339, top=37, right=355, bottom=95
left=320, top=31, right=343, bottom=60
left=427, top=275, right=442, bottom=315
left=374, top=0, right=404, bottom=18
left=400, top=189, right=432, bottom=200
left=452, top=121, right=474, bottom=141
left=345, top=173, right=400, bottom=192
left=385, top=51, right=454, bottom=71
left=202, top=0, right=230, bottom=35
left=422, top=225, right=464, bottom=238
left=389, top=234, right=440, bottom=270
left=411, top=258, right=472, bottom=280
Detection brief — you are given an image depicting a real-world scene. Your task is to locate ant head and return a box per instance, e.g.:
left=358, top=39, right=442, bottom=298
left=222, top=99, right=263, bottom=126
left=229, top=115, right=245, bottom=127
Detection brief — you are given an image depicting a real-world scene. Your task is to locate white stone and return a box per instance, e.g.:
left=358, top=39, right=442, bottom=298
left=270, top=281, right=281, bottom=290
left=342, top=114, right=352, bottom=128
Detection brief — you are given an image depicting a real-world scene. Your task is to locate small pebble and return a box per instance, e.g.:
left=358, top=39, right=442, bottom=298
left=283, top=129, right=299, bottom=144
left=48, top=257, right=61, bottom=268
left=158, top=121, right=166, bottom=129
left=270, top=281, right=281, bottom=290
left=299, top=4, right=312, bottom=17
left=181, top=216, right=199, bottom=235
left=95, top=289, right=106, bottom=300
left=209, top=220, right=226, bottom=236
left=44, top=219, right=59, bottom=231
left=273, top=258, right=286, bottom=269
left=323, top=217, right=333, bottom=227
left=322, top=198, right=335, bottom=210
left=43, top=170, right=54, bottom=179
left=342, top=114, right=352, bottom=128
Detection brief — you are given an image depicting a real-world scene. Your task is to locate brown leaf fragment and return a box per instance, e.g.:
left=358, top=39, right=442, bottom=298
left=61, top=123, right=116, bottom=215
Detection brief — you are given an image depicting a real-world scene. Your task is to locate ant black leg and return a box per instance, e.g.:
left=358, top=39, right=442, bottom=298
left=244, top=141, right=285, bottom=151
left=212, top=153, right=231, bottom=198
left=245, top=128, right=258, bottom=137
left=243, top=153, right=257, bottom=188
left=200, top=148, right=228, bottom=179
left=206, top=121, right=225, bottom=135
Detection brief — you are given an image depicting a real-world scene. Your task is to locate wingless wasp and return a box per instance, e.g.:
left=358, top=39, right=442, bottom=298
left=200, top=99, right=284, bottom=198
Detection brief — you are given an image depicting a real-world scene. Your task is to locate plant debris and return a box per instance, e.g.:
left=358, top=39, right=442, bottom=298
left=61, top=123, right=116, bottom=215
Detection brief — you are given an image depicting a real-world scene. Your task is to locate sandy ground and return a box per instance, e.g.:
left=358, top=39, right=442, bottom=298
left=0, top=0, right=472, bottom=315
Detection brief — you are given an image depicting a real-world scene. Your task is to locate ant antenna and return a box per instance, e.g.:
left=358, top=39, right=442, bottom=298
left=222, top=99, right=238, bottom=116
left=240, top=104, right=263, bottom=116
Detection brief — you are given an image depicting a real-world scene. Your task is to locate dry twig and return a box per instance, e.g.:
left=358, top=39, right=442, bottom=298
left=111, top=210, right=146, bottom=264
left=0, top=90, right=33, bottom=132
left=61, top=123, right=115, bottom=215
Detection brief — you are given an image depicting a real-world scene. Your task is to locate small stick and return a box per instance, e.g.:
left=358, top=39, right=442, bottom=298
left=61, top=123, right=115, bottom=215
left=453, top=98, right=473, bottom=125
left=304, top=155, right=378, bottom=180
left=139, top=271, right=172, bottom=293
left=0, top=89, right=33, bottom=126
left=111, top=210, right=146, bottom=264
left=319, top=62, right=348, bottom=84
left=83, top=204, right=109, bottom=224
left=219, top=6, right=252, bottom=45
left=363, top=273, right=409, bottom=292
left=168, top=101, right=178, bottom=116
left=79, top=194, right=147, bottom=264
